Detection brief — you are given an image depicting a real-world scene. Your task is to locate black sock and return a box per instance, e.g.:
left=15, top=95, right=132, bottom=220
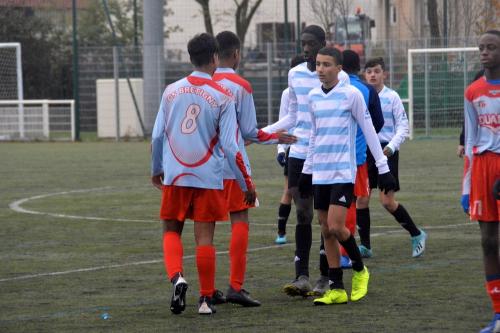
left=295, top=224, right=312, bottom=278
left=277, top=203, right=292, bottom=236
left=319, top=236, right=328, bottom=277
left=391, top=204, right=420, bottom=237
left=328, top=267, right=344, bottom=290
left=339, top=234, right=364, bottom=272
left=356, top=207, right=371, bottom=248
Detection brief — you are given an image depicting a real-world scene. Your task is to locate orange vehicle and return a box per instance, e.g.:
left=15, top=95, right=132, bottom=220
left=329, top=11, right=375, bottom=59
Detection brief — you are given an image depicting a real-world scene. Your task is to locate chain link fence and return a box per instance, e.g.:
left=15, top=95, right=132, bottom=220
left=78, top=36, right=480, bottom=139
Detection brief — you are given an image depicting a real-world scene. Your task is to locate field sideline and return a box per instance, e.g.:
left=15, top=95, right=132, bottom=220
left=0, top=138, right=490, bottom=332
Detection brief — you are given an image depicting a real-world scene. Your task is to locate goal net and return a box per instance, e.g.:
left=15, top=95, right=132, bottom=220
left=407, top=47, right=481, bottom=139
left=0, top=100, right=75, bottom=141
left=0, top=43, right=23, bottom=101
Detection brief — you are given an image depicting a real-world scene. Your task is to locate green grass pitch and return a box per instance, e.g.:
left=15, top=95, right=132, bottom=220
left=0, top=139, right=490, bottom=332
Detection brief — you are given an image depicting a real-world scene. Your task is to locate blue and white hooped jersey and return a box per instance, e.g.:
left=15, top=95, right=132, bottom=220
left=151, top=71, right=253, bottom=192
left=262, top=62, right=350, bottom=160
left=302, top=84, right=389, bottom=185
left=377, top=86, right=409, bottom=152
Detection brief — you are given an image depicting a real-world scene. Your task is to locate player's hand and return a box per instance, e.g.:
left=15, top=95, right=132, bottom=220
left=457, top=145, right=465, bottom=158
left=276, top=130, right=297, bottom=144
left=383, top=146, right=394, bottom=157
left=493, top=179, right=500, bottom=200
left=276, top=152, right=287, bottom=167
left=461, top=194, right=470, bottom=214
left=298, top=173, right=313, bottom=198
left=378, top=172, right=397, bottom=194
left=151, top=173, right=164, bottom=190
left=244, top=186, right=257, bottom=206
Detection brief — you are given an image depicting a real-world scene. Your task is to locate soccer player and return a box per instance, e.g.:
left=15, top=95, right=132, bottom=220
left=262, top=25, right=350, bottom=297
left=212, top=31, right=296, bottom=307
left=299, top=47, right=396, bottom=305
left=150, top=33, right=256, bottom=315
left=313, top=50, right=384, bottom=295
left=275, top=54, right=305, bottom=245
left=462, top=30, right=500, bottom=333
left=361, top=57, right=427, bottom=258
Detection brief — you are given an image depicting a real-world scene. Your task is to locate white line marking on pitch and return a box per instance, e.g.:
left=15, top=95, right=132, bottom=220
left=8, top=188, right=402, bottom=228
left=0, top=221, right=473, bottom=283
left=9, top=187, right=157, bottom=223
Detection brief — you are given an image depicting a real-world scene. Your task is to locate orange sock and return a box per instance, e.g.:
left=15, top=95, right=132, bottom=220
left=230, top=222, right=249, bottom=291
left=163, top=231, right=183, bottom=281
left=486, top=279, right=500, bottom=313
left=196, top=245, right=216, bottom=297
left=341, top=204, right=357, bottom=257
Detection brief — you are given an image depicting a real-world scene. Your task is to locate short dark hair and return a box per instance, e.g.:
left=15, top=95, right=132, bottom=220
left=187, top=33, right=218, bottom=67
left=317, top=47, right=343, bottom=66
left=342, top=50, right=360, bottom=73
left=485, top=29, right=500, bottom=38
left=302, top=25, right=326, bottom=42
left=215, top=31, right=240, bottom=60
left=365, top=57, right=385, bottom=71
left=290, top=54, right=304, bottom=68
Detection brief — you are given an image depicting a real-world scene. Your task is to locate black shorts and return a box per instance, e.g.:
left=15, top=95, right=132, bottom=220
left=283, top=147, right=291, bottom=176
left=367, top=143, right=400, bottom=191
left=287, top=157, right=305, bottom=188
left=314, top=183, right=355, bottom=211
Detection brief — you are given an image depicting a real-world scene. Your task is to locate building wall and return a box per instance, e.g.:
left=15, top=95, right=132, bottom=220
left=165, top=0, right=375, bottom=50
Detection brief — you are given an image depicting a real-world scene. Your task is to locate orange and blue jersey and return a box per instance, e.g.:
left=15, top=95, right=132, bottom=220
left=463, top=76, right=500, bottom=196
left=213, top=68, right=279, bottom=180
left=151, top=71, right=253, bottom=192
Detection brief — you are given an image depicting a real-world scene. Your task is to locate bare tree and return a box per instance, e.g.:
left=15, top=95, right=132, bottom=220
left=427, top=0, right=441, bottom=45
left=475, top=0, right=500, bottom=34
left=194, top=0, right=214, bottom=36
left=234, top=0, right=264, bottom=48
left=193, top=0, right=263, bottom=49
left=308, top=0, right=336, bottom=36
left=335, top=0, right=352, bottom=47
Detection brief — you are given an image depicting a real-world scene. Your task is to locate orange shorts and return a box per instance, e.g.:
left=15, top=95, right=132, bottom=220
left=160, top=185, right=229, bottom=222
left=223, top=179, right=255, bottom=213
left=470, top=151, right=500, bottom=222
left=354, top=163, right=370, bottom=197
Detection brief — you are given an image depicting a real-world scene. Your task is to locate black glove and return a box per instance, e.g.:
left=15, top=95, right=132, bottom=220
left=276, top=152, right=287, bottom=167
left=298, top=173, right=313, bottom=198
left=378, top=172, right=397, bottom=194
left=493, top=179, right=500, bottom=200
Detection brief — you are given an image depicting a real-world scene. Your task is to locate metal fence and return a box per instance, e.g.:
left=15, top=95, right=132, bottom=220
left=77, top=36, right=480, bottom=138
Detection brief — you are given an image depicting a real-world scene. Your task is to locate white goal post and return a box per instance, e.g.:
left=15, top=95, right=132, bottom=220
left=407, top=47, right=479, bottom=139
left=0, top=43, right=24, bottom=137
left=0, top=100, right=75, bottom=141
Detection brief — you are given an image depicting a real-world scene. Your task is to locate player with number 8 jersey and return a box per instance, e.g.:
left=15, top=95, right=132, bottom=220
left=151, top=33, right=255, bottom=316
left=151, top=68, right=253, bottom=194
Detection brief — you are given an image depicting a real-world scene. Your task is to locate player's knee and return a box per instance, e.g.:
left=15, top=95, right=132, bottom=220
left=328, top=225, right=343, bottom=239
left=297, top=208, right=313, bottom=225
left=356, top=196, right=369, bottom=208
left=381, top=199, right=397, bottom=212
left=481, top=234, right=499, bottom=257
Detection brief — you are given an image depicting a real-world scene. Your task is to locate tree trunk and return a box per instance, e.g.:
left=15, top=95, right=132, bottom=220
left=235, top=0, right=263, bottom=49
left=427, top=0, right=441, bottom=46
left=195, top=0, right=213, bottom=35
